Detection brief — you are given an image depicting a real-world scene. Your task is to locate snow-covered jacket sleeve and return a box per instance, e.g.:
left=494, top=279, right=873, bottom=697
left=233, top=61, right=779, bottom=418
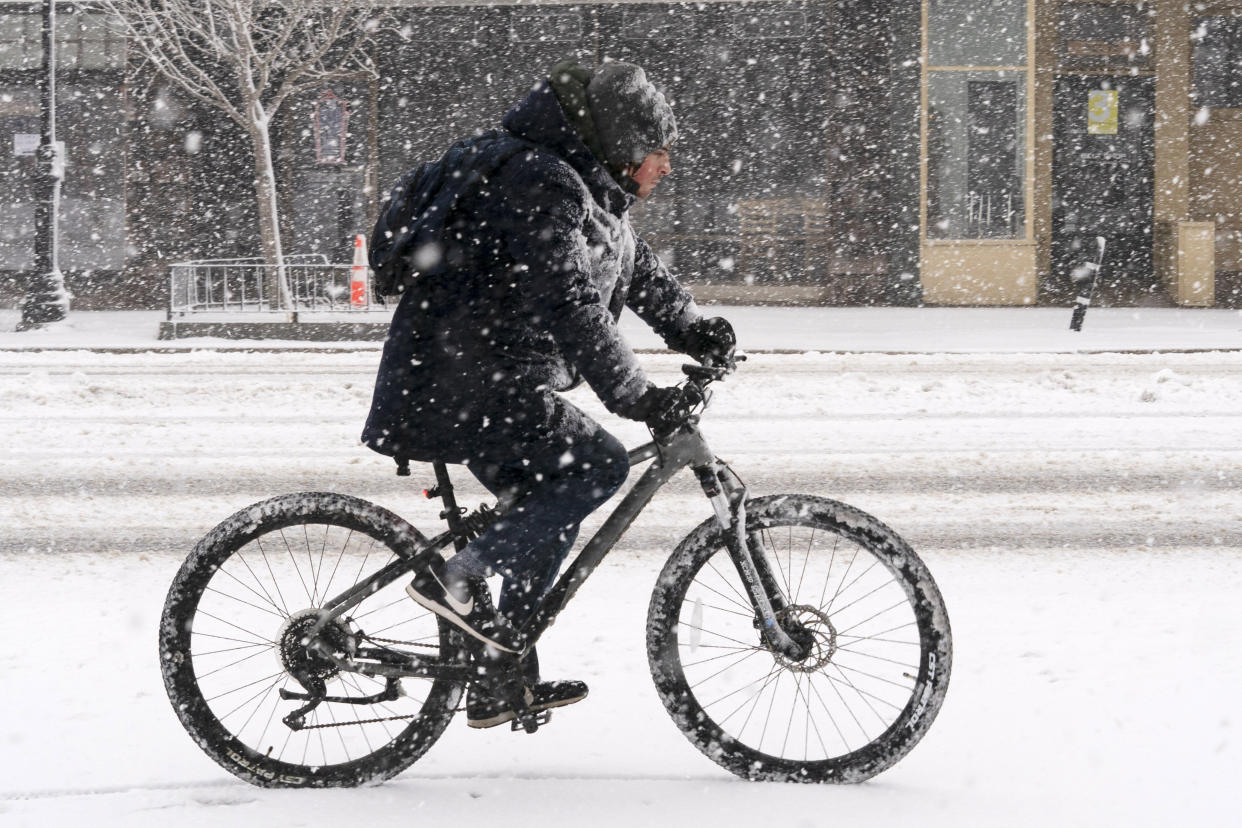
left=626, top=235, right=701, bottom=353
left=493, top=157, right=652, bottom=416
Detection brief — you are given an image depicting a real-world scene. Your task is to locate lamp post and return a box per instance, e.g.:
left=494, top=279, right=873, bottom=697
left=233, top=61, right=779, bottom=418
left=18, top=0, right=69, bottom=330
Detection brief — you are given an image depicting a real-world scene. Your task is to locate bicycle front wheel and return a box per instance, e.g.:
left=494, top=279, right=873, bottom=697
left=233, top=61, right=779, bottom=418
left=160, top=492, right=465, bottom=788
left=647, top=494, right=952, bottom=783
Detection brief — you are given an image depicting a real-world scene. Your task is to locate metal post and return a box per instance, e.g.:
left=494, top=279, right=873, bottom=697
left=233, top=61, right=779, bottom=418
left=18, top=0, right=69, bottom=330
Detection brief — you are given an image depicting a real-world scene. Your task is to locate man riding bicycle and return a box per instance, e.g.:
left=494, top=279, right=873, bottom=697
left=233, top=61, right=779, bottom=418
left=362, top=59, right=735, bottom=728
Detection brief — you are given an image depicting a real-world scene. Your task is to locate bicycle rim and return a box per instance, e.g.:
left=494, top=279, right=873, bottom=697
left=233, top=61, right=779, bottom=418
left=162, top=493, right=462, bottom=786
left=649, top=495, right=951, bottom=782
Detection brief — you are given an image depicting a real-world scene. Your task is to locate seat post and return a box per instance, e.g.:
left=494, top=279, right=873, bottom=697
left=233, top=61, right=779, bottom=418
left=431, top=460, right=469, bottom=552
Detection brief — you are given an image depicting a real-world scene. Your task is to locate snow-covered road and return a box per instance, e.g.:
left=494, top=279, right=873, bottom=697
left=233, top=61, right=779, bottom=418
left=1, top=350, right=1239, bottom=826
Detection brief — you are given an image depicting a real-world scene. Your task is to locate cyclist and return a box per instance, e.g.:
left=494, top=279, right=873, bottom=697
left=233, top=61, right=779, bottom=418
left=362, top=59, right=735, bottom=728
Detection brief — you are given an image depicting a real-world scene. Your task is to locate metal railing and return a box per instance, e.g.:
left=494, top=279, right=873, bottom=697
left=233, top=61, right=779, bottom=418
left=168, top=255, right=389, bottom=316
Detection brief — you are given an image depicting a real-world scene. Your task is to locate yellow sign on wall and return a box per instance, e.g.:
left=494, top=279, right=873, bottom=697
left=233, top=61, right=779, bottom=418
left=1087, top=89, right=1118, bottom=135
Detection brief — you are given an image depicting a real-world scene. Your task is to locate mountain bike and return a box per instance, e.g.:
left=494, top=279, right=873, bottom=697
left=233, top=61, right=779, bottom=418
left=159, top=358, right=952, bottom=787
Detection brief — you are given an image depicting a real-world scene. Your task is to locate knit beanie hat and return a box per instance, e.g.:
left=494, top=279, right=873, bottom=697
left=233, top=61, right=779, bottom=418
left=586, top=62, right=677, bottom=171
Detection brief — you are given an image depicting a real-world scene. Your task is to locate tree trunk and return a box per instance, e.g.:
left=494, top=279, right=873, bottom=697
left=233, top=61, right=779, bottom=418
left=247, top=102, right=291, bottom=313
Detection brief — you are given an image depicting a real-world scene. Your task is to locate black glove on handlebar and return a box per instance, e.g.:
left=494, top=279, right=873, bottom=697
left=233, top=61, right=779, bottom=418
left=628, top=385, right=697, bottom=441
left=683, top=316, right=736, bottom=364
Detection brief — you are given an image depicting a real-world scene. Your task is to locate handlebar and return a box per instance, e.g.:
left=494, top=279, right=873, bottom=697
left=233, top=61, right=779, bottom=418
left=681, top=352, right=746, bottom=391
left=647, top=352, right=746, bottom=445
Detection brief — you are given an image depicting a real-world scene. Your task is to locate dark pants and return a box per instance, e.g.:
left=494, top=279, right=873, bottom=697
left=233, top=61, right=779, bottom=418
left=447, top=390, right=631, bottom=633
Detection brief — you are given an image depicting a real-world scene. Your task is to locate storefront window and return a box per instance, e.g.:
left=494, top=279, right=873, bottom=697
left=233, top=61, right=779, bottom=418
left=1194, top=17, right=1242, bottom=109
left=0, top=15, right=39, bottom=70
left=927, top=72, right=1025, bottom=239
left=1058, top=2, right=1152, bottom=71
left=0, top=12, right=125, bottom=71
left=928, top=0, right=1026, bottom=66
left=926, top=0, right=1029, bottom=241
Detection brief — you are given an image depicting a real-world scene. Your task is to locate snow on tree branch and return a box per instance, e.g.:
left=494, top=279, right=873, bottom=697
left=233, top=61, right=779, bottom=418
left=101, top=0, right=384, bottom=131
left=99, top=0, right=388, bottom=301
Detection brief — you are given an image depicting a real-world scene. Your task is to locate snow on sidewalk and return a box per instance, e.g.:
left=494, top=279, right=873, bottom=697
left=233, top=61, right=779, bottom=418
left=2, top=305, right=1242, bottom=352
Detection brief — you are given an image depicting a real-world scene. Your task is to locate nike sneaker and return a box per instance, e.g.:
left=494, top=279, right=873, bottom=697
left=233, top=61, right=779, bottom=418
left=405, top=557, right=525, bottom=653
left=466, top=679, right=589, bottom=729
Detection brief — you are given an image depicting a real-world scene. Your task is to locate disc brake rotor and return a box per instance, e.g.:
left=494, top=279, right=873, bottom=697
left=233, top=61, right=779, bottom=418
left=771, top=604, right=837, bottom=672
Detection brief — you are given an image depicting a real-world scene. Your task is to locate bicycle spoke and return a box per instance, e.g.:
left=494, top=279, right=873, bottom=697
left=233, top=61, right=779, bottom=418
left=757, top=670, right=783, bottom=750
left=722, top=662, right=783, bottom=732
left=833, top=659, right=917, bottom=693
left=793, top=673, right=831, bottom=761
left=833, top=646, right=920, bottom=671
left=686, top=646, right=764, bottom=692
left=214, top=671, right=286, bottom=719
left=204, top=584, right=287, bottom=620
left=254, top=675, right=289, bottom=752
left=824, top=668, right=872, bottom=744
left=319, top=526, right=351, bottom=603
left=658, top=505, right=945, bottom=773
left=701, top=558, right=755, bottom=613
left=192, top=637, right=272, bottom=654
left=678, top=620, right=761, bottom=652
left=806, top=671, right=852, bottom=752
left=689, top=598, right=754, bottom=620
left=255, top=539, right=292, bottom=616
left=279, top=528, right=316, bottom=606
left=304, top=524, right=321, bottom=605
left=702, top=663, right=784, bottom=714
left=215, top=563, right=288, bottom=618
left=196, top=643, right=276, bottom=680
left=681, top=646, right=764, bottom=670
left=367, top=616, right=430, bottom=638
left=794, top=527, right=815, bottom=604
left=825, top=558, right=879, bottom=615
left=195, top=609, right=276, bottom=646
left=826, top=568, right=893, bottom=617
left=817, top=534, right=842, bottom=609
left=822, top=547, right=859, bottom=618
left=826, top=663, right=902, bottom=722
left=237, top=672, right=283, bottom=738
left=233, top=550, right=287, bottom=617
left=353, top=594, right=414, bottom=623
left=835, top=598, right=912, bottom=638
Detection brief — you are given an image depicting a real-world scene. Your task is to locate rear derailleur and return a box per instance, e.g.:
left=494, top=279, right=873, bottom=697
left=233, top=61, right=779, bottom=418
left=276, top=608, right=400, bottom=731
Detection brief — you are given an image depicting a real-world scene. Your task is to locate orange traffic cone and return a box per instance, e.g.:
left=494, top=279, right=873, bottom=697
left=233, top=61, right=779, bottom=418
left=350, top=234, right=369, bottom=307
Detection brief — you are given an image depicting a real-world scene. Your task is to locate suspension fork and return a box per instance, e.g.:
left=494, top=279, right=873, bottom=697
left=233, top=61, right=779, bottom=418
left=693, top=458, right=807, bottom=660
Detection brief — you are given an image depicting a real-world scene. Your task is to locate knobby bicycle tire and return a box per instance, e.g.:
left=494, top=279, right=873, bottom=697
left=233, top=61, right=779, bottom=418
left=647, top=494, right=952, bottom=783
left=159, top=492, right=465, bottom=788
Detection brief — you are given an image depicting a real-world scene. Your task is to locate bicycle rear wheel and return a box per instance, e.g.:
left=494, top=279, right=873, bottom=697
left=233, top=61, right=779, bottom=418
left=160, top=492, right=465, bottom=788
left=647, top=494, right=952, bottom=783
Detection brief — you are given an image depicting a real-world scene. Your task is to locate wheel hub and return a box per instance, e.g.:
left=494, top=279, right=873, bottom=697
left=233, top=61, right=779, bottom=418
left=771, top=605, right=837, bottom=672
left=276, top=609, right=354, bottom=683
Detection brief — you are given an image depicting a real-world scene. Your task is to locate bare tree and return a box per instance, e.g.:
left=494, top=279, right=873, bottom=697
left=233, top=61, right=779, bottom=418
left=102, top=0, right=381, bottom=308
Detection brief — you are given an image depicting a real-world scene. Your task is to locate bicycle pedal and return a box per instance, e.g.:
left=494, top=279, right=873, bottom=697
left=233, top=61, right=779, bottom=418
left=510, top=710, right=551, bottom=733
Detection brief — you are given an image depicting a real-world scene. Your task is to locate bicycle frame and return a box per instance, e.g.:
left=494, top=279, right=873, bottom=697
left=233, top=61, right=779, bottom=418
left=308, top=419, right=805, bottom=686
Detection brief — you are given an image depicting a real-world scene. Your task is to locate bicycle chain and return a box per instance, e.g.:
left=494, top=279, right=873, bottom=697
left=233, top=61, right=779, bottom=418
left=289, top=632, right=464, bottom=730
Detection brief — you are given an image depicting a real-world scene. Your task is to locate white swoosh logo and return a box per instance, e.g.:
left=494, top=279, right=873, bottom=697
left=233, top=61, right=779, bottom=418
left=433, top=570, right=474, bottom=616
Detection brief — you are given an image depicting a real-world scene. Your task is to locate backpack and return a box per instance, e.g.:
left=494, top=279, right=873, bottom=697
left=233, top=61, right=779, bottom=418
left=369, top=131, right=533, bottom=296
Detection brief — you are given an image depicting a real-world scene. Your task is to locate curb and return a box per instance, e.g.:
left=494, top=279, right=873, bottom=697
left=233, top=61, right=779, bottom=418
left=158, top=320, right=391, bottom=341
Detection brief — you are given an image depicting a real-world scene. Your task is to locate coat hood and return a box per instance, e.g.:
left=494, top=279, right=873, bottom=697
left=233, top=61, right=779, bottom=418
left=502, top=81, right=635, bottom=217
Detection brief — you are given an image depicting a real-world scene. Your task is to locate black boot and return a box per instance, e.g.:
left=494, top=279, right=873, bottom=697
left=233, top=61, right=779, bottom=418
left=465, top=647, right=588, bottom=729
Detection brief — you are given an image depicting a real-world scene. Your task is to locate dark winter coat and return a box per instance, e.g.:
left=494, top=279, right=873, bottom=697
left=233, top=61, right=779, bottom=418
left=362, top=81, right=699, bottom=462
